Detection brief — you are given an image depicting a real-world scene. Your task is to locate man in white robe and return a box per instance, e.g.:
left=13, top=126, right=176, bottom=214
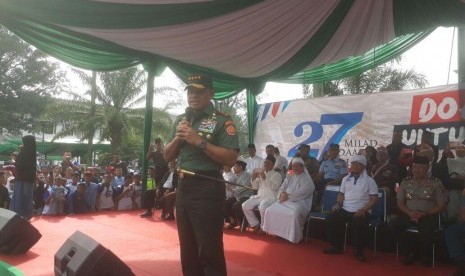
left=242, top=156, right=282, bottom=233
left=262, top=158, right=314, bottom=243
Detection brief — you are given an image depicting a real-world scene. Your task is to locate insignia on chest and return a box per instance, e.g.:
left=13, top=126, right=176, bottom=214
left=197, top=118, right=217, bottom=134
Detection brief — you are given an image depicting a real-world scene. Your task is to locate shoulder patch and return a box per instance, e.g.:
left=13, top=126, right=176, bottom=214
left=226, top=124, right=237, bottom=136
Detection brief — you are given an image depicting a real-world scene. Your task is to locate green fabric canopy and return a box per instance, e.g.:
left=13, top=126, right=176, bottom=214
left=1, top=0, right=465, bottom=147
left=1, top=0, right=464, bottom=97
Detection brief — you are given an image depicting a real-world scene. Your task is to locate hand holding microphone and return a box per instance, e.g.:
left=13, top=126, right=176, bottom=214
left=175, top=118, right=202, bottom=146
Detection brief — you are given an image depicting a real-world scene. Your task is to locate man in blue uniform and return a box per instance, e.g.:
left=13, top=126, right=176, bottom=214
left=164, top=74, right=239, bottom=276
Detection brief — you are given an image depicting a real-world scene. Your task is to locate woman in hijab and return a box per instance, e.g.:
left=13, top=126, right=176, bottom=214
left=262, top=157, right=315, bottom=243
left=10, top=135, right=37, bottom=220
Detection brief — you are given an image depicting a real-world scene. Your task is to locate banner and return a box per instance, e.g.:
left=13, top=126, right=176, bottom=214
left=254, top=84, right=465, bottom=160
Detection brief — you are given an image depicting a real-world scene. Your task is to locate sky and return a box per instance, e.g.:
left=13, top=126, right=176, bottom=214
left=61, top=27, right=459, bottom=112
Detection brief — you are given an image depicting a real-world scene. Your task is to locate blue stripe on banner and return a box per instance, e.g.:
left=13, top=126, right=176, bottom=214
left=261, top=103, right=272, bottom=121
left=282, top=101, right=290, bottom=113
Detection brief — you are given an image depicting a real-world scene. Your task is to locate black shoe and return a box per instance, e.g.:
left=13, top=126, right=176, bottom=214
left=139, top=211, right=152, bottom=218
left=402, top=253, right=416, bottom=265
left=323, top=246, right=343, bottom=255
left=355, top=250, right=366, bottom=262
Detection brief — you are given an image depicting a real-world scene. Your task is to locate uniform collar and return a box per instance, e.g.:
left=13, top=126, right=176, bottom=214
left=187, top=102, right=215, bottom=117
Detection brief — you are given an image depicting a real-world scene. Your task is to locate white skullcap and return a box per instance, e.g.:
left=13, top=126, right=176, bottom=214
left=292, top=157, right=305, bottom=165
left=349, top=155, right=367, bottom=166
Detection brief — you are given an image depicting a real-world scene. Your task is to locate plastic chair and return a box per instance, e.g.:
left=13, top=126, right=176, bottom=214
left=342, top=188, right=386, bottom=253
left=395, top=214, right=442, bottom=268
left=369, top=188, right=387, bottom=256
left=305, top=185, right=340, bottom=242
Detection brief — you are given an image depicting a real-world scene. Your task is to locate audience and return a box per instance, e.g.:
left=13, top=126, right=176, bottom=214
left=83, top=170, right=99, bottom=211
left=314, top=143, right=348, bottom=208
left=242, top=156, right=282, bottom=233
left=447, top=145, right=465, bottom=222
left=386, top=131, right=410, bottom=182
left=146, top=138, right=169, bottom=187
left=262, top=158, right=314, bottom=243
left=273, top=147, right=288, bottom=178
left=225, top=161, right=253, bottom=229
left=370, top=146, right=398, bottom=214
left=42, top=176, right=67, bottom=216
left=109, top=153, right=128, bottom=176
left=114, top=174, right=135, bottom=211
left=97, top=172, right=115, bottom=211
left=323, top=155, right=378, bottom=262
left=0, top=172, right=8, bottom=209
left=444, top=189, right=465, bottom=276
left=388, top=156, right=446, bottom=267
left=67, top=183, right=88, bottom=215
left=2, top=138, right=465, bottom=272
left=245, top=144, right=263, bottom=174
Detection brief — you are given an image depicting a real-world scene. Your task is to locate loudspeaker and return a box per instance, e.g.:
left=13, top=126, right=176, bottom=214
left=0, top=209, right=42, bottom=254
left=54, top=231, right=134, bottom=276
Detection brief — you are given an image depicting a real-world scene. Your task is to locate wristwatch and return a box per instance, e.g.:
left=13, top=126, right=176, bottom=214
left=197, top=140, right=207, bottom=151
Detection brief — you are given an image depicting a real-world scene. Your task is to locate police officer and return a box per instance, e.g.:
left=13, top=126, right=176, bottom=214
left=388, top=155, right=446, bottom=267
left=164, top=73, right=239, bottom=276
left=314, top=144, right=348, bottom=207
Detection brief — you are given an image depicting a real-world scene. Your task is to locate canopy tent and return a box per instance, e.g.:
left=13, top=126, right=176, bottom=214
left=0, top=139, right=111, bottom=161
left=2, top=0, right=465, bottom=186
left=3, top=0, right=465, bottom=96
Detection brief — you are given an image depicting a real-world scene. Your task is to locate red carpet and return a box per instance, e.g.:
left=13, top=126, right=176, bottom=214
left=0, top=210, right=455, bottom=276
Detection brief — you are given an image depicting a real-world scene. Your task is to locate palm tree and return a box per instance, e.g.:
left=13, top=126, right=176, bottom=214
left=305, top=59, right=428, bottom=98
left=44, top=66, right=174, bottom=159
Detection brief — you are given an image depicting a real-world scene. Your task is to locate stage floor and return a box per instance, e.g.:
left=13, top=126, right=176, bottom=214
left=0, top=210, right=455, bottom=276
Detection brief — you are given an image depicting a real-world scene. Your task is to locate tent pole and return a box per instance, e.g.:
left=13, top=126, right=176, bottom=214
left=141, top=66, right=156, bottom=193
left=458, top=28, right=465, bottom=85
left=246, top=89, right=256, bottom=144
left=458, top=28, right=465, bottom=120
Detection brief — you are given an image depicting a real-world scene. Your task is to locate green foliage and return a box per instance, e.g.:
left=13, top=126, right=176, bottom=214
left=305, top=59, right=428, bottom=98
left=44, top=67, right=173, bottom=159
left=0, top=26, right=66, bottom=134
left=214, top=91, right=248, bottom=152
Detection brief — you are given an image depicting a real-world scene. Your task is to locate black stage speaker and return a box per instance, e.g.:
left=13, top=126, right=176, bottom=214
left=54, top=231, right=135, bottom=276
left=0, top=209, right=42, bottom=254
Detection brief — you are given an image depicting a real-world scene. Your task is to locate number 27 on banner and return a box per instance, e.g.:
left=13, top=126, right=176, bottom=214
left=287, top=112, right=364, bottom=158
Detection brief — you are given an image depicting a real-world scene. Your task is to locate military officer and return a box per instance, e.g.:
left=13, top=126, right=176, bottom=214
left=388, top=155, right=446, bottom=267
left=164, top=73, right=239, bottom=276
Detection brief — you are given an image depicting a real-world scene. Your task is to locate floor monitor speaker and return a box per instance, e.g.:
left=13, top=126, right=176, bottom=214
left=0, top=209, right=42, bottom=254
left=54, top=230, right=134, bottom=276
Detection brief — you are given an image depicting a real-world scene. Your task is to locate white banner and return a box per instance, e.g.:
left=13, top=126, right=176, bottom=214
left=254, top=84, right=465, bottom=160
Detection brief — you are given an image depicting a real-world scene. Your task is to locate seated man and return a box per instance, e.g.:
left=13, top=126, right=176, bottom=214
left=315, top=144, right=348, bottom=207
left=323, top=155, right=378, bottom=262
left=262, top=158, right=314, bottom=243
left=371, top=146, right=398, bottom=215
left=445, top=190, right=465, bottom=276
left=388, top=156, right=446, bottom=267
left=140, top=161, right=178, bottom=218
left=225, top=161, right=252, bottom=229
left=446, top=145, right=465, bottom=222
left=242, top=156, right=282, bottom=233
left=159, top=186, right=177, bottom=221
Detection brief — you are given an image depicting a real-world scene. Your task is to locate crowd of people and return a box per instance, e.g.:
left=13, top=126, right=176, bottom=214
left=217, top=131, right=464, bottom=273
left=1, top=129, right=464, bottom=274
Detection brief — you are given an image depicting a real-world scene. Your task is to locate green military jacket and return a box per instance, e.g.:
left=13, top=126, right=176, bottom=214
left=169, top=103, right=239, bottom=171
